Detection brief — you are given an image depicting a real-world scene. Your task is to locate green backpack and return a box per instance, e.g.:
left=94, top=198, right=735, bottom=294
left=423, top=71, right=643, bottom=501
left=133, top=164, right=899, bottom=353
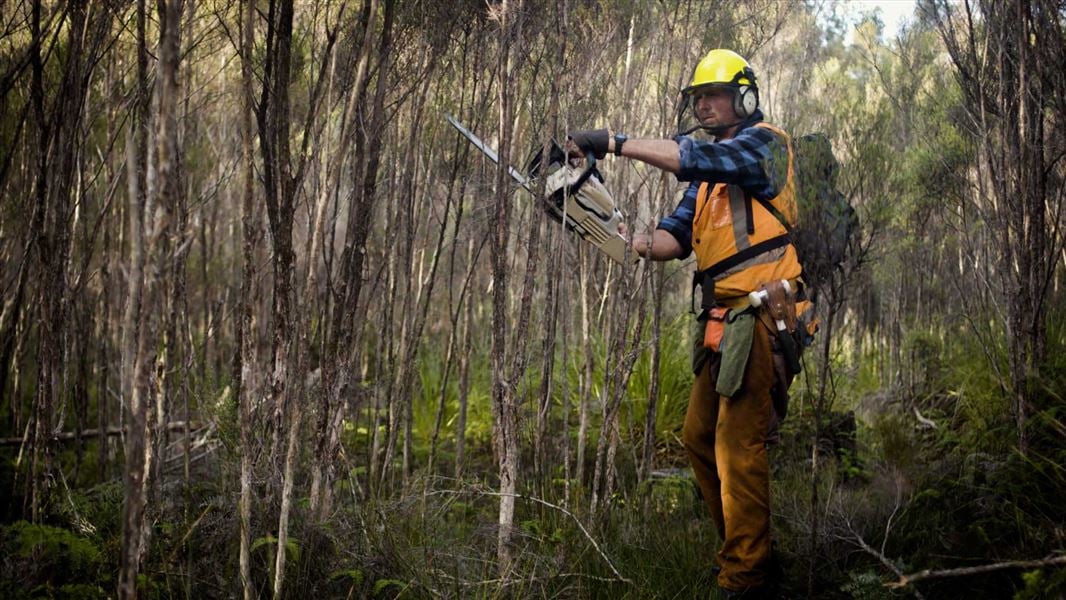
left=760, top=132, right=858, bottom=291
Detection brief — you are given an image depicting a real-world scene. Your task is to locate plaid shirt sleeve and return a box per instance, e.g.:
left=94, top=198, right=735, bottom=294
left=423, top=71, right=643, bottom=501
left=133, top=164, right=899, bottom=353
left=654, top=124, right=789, bottom=257
left=655, top=182, right=699, bottom=257
left=675, top=126, right=788, bottom=201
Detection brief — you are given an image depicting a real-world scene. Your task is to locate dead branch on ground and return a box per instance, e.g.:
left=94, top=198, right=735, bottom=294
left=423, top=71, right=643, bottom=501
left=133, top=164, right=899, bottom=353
left=888, top=555, right=1066, bottom=590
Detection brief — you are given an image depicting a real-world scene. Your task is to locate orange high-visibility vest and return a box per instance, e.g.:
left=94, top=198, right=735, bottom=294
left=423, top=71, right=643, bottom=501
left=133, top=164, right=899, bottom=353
left=691, top=122, right=802, bottom=304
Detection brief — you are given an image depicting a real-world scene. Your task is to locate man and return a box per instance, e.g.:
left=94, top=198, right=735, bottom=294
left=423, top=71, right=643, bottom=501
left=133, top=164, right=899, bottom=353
left=570, top=49, right=800, bottom=598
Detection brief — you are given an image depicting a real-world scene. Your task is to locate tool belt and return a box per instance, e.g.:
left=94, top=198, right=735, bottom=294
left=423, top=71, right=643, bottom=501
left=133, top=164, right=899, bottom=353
left=690, top=274, right=819, bottom=434
left=693, top=272, right=811, bottom=360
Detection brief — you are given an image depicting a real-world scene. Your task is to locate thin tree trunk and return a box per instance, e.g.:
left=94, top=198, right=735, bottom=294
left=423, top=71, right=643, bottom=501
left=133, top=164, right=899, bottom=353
left=428, top=227, right=479, bottom=481
left=117, top=0, right=150, bottom=591
left=378, top=151, right=404, bottom=490
left=454, top=242, right=476, bottom=480
left=319, top=0, right=389, bottom=507
left=235, top=0, right=259, bottom=596
left=177, top=6, right=198, bottom=596
left=258, top=0, right=299, bottom=593
left=592, top=269, right=646, bottom=520
left=26, top=0, right=51, bottom=524
left=808, top=289, right=841, bottom=598
left=273, top=400, right=301, bottom=600
left=640, top=261, right=664, bottom=483
left=0, top=235, right=31, bottom=439
left=259, top=0, right=294, bottom=471
left=559, top=253, right=573, bottom=507
left=120, top=0, right=182, bottom=593
left=576, top=247, right=592, bottom=491
left=532, top=12, right=566, bottom=491
left=534, top=222, right=560, bottom=492
left=393, top=61, right=442, bottom=485
left=490, top=0, right=521, bottom=577
left=29, top=0, right=93, bottom=524
left=308, top=0, right=379, bottom=519
left=150, top=0, right=187, bottom=532
left=98, top=221, right=113, bottom=484
left=353, top=1, right=395, bottom=492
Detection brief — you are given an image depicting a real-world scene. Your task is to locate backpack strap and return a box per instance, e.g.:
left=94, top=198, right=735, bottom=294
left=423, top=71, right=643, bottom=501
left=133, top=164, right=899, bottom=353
left=753, top=196, right=792, bottom=233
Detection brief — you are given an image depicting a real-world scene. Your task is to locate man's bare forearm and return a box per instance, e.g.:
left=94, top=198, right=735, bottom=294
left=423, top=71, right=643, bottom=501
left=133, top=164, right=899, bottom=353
left=600, top=134, right=684, bottom=260
left=632, top=229, right=684, bottom=261
left=608, top=137, right=681, bottom=173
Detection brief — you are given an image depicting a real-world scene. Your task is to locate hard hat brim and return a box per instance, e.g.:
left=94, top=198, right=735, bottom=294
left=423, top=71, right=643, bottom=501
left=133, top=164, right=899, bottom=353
left=682, top=82, right=741, bottom=97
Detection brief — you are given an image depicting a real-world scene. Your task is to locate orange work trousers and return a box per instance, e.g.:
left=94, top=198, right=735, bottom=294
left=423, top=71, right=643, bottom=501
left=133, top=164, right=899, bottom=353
left=683, top=319, right=775, bottom=592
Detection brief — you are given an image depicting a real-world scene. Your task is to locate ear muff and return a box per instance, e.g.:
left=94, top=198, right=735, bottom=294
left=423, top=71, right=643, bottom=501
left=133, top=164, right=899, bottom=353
left=734, top=85, right=759, bottom=118
left=732, top=66, right=759, bottom=118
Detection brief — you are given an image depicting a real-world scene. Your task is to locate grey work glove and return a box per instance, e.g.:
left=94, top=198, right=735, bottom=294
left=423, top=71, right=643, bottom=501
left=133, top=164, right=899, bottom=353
left=568, top=129, right=610, bottom=159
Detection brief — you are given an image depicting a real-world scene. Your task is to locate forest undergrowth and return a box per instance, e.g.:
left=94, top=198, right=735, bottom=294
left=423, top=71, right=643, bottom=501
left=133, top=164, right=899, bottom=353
left=3, top=313, right=1065, bottom=599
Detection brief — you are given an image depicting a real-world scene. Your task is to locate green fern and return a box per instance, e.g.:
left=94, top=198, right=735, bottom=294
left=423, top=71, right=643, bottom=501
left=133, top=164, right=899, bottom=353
left=251, top=534, right=300, bottom=563
left=9, top=521, right=102, bottom=571
left=372, top=578, right=406, bottom=597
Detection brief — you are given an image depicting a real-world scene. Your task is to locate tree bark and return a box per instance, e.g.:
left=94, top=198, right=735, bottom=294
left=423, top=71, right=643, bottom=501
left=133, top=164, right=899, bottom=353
left=235, top=0, right=260, bottom=597
left=117, top=2, right=150, bottom=594
left=640, top=261, right=664, bottom=483
left=428, top=214, right=480, bottom=481
left=576, top=247, right=592, bottom=491
left=454, top=241, right=477, bottom=480
left=120, top=0, right=183, bottom=595
left=256, top=0, right=300, bottom=594
left=591, top=264, right=646, bottom=520
left=490, top=0, right=522, bottom=578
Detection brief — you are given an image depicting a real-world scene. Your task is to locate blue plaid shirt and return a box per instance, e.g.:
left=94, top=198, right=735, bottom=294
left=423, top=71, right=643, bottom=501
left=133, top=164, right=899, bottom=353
left=657, top=111, right=789, bottom=257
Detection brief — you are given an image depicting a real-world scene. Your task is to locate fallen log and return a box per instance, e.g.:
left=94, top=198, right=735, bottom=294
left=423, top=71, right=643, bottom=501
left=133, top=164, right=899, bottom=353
left=0, top=421, right=203, bottom=447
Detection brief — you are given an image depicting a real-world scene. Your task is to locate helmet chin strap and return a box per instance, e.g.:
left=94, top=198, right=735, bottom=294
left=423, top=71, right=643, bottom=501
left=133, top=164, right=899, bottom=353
left=676, top=89, right=752, bottom=138
left=700, top=121, right=740, bottom=135
left=678, top=119, right=741, bottom=138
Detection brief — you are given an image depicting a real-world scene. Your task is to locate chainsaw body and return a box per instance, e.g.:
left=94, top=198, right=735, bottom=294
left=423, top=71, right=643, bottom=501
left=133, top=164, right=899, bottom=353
left=528, top=141, right=636, bottom=264
left=444, top=114, right=636, bottom=265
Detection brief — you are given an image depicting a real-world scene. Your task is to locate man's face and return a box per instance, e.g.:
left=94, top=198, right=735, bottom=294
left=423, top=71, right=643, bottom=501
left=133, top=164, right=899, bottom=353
left=692, top=85, right=738, bottom=128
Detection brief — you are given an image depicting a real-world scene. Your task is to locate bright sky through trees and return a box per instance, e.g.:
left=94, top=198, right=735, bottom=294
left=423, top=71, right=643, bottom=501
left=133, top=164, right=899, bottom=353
left=836, top=0, right=917, bottom=41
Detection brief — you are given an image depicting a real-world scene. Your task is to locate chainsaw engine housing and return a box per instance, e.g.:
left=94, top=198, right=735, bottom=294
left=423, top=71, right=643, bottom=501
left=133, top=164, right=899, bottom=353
left=527, top=141, right=635, bottom=264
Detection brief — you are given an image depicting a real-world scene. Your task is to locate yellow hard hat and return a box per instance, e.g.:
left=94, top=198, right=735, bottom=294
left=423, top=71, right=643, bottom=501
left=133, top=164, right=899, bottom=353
left=679, top=49, right=760, bottom=125
left=685, top=49, right=757, bottom=93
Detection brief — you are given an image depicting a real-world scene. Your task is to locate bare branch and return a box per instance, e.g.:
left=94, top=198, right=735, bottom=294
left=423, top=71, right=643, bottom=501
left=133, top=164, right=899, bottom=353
left=888, top=555, right=1066, bottom=590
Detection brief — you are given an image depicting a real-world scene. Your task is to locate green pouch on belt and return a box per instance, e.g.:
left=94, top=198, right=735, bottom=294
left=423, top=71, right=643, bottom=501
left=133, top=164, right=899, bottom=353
left=716, top=310, right=755, bottom=397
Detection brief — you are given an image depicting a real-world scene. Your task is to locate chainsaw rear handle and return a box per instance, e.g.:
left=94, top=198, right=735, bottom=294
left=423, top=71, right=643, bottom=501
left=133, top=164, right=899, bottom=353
left=567, top=153, right=599, bottom=197
left=570, top=152, right=595, bottom=187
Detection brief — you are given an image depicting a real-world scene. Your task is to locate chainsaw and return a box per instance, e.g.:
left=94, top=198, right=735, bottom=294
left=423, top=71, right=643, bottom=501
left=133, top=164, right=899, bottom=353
left=445, top=114, right=637, bottom=265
